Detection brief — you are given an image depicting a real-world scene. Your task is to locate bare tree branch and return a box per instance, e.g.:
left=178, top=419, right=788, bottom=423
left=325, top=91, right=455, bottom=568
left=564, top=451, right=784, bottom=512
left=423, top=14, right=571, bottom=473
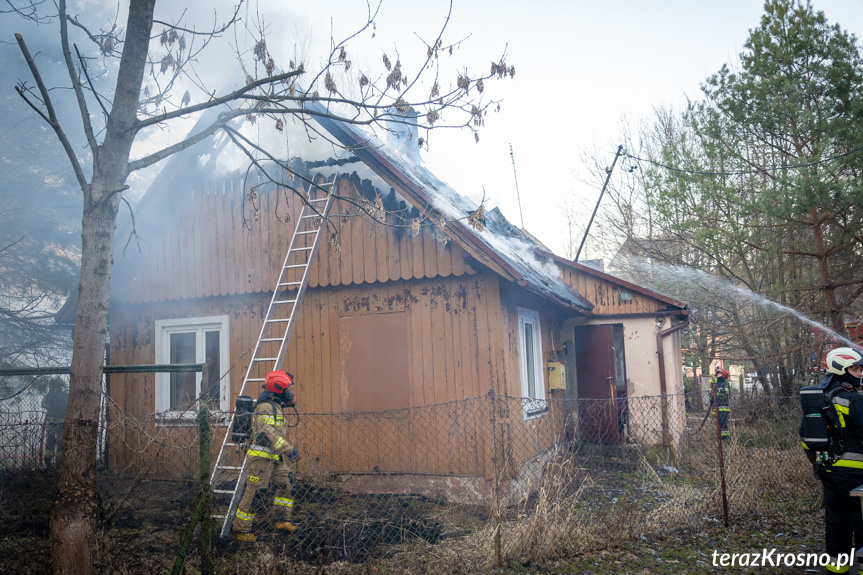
left=14, top=32, right=89, bottom=192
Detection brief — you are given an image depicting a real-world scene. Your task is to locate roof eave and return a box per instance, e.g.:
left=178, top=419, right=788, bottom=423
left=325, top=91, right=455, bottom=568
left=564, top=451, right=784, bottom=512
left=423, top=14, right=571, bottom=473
left=539, top=249, right=689, bottom=311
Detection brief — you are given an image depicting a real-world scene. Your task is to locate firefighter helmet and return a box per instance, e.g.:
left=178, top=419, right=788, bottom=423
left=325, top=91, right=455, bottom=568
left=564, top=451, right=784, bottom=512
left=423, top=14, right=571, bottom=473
left=825, top=347, right=863, bottom=376
left=265, top=370, right=294, bottom=394
left=715, top=367, right=729, bottom=379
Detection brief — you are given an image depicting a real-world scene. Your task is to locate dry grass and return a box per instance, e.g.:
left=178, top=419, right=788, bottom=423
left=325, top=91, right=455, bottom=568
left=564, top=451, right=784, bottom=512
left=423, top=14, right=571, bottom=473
left=478, top=415, right=818, bottom=568
left=0, top=402, right=818, bottom=574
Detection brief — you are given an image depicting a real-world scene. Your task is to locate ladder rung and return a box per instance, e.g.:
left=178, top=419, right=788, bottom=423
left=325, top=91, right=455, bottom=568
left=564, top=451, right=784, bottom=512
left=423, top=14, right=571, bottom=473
left=300, top=215, right=318, bottom=219
left=265, top=318, right=291, bottom=323
left=296, top=230, right=318, bottom=235
left=212, top=514, right=227, bottom=519
left=213, top=489, right=234, bottom=494
left=247, top=377, right=266, bottom=381
left=275, top=290, right=299, bottom=295
left=309, top=197, right=329, bottom=203
left=285, top=264, right=307, bottom=269
left=217, top=465, right=243, bottom=471
left=253, top=357, right=278, bottom=362
left=290, top=247, right=314, bottom=252
left=258, top=339, right=281, bottom=343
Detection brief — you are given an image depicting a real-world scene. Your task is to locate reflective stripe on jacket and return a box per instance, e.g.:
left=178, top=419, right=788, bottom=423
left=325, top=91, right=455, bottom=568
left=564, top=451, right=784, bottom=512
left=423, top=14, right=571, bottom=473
left=250, top=399, right=292, bottom=457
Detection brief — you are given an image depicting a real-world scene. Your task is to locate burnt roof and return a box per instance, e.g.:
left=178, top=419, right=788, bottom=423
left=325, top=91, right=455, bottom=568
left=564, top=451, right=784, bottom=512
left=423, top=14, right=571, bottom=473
left=308, top=103, right=592, bottom=312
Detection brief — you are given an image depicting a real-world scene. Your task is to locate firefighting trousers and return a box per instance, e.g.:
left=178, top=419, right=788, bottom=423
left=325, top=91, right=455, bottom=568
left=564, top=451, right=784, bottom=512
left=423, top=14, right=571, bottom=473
left=718, top=408, right=729, bottom=438
left=822, top=469, right=863, bottom=572
left=232, top=456, right=294, bottom=533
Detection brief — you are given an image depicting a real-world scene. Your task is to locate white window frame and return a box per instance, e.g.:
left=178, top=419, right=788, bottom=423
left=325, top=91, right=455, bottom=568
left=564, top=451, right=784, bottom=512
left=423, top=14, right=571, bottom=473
left=155, top=315, right=230, bottom=419
left=517, top=307, right=547, bottom=419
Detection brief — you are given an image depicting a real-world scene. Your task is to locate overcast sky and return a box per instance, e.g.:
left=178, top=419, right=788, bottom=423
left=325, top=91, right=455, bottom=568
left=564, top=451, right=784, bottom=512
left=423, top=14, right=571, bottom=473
left=7, top=0, right=863, bottom=263
left=260, top=0, right=863, bottom=261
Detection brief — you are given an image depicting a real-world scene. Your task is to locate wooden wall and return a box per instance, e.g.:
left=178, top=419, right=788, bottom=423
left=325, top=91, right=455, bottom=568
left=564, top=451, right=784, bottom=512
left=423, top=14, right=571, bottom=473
left=107, top=272, right=515, bottom=478
left=112, top=173, right=469, bottom=304
left=557, top=265, right=670, bottom=315
left=495, top=282, right=571, bottom=478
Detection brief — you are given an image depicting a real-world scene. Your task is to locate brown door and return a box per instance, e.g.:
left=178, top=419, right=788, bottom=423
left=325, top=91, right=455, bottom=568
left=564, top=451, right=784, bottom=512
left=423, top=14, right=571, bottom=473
left=574, top=325, right=620, bottom=443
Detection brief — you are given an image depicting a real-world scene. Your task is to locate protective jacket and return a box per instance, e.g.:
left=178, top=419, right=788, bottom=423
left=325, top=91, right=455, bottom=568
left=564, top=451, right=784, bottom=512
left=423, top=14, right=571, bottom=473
left=800, top=374, right=863, bottom=573
left=232, top=391, right=296, bottom=535
left=247, top=391, right=294, bottom=459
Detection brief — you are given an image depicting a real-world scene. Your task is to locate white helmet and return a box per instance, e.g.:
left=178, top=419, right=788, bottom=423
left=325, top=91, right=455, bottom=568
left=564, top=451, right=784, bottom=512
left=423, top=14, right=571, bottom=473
left=826, top=347, right=863, bottom=376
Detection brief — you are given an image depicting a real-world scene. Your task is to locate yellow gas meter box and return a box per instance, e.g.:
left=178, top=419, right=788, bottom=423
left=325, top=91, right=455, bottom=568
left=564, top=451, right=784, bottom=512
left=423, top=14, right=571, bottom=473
left=547, top=361, right=566, bottom=390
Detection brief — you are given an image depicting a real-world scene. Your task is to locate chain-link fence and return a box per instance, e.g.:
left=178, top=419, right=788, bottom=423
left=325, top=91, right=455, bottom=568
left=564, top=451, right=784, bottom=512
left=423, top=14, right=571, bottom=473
left=0, top=388, right=816, bottom=573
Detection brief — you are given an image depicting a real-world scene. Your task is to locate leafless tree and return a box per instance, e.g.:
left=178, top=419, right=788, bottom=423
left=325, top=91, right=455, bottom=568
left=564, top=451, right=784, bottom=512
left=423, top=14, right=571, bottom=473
left=10, top=1, right=513, bottom=572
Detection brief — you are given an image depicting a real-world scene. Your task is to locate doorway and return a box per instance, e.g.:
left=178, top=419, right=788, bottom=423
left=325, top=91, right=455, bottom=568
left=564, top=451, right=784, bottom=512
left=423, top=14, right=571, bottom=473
left=574, top=324, right=627, bottom=443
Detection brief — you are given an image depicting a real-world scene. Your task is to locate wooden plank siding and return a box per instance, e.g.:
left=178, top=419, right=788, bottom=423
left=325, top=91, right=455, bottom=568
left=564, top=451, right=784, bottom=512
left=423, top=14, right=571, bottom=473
left=106, top=169, right=590, bottom=480
left=111, top=172, right=471, bottom=305
left=107, top=273, right=508, bottom=477
left=557, top=265, right=666, bottom=315
left=495, top=282, right=572, bottom=479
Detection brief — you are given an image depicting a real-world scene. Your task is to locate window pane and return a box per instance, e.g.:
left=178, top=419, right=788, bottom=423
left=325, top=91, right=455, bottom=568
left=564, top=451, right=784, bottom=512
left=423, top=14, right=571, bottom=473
left=204, top=330, right=220, bottom=408
left=169, top=332, right=196, bottom=410
left=524, top=322, right=535, bottom=398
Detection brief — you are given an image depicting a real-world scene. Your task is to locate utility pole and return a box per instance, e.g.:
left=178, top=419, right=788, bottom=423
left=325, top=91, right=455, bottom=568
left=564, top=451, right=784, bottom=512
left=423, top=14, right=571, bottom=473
left=574, top=145, right=623, bottom=262
left=509, top=143, right=525, bottom=229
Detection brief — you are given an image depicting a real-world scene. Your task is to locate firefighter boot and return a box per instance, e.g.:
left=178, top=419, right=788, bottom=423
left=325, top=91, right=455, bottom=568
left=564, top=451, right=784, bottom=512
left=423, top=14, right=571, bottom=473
left=275, top=521, right=299, bottom=532
left=235, top=532, right=257, bottom=542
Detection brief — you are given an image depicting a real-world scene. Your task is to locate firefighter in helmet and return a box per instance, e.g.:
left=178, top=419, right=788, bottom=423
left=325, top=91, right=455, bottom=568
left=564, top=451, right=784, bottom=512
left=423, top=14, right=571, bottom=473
left=708, top=367, right=731, bottom=440
left=800, top=347, right=863, bottom=574
left=232, top=370, right=301, bottom=541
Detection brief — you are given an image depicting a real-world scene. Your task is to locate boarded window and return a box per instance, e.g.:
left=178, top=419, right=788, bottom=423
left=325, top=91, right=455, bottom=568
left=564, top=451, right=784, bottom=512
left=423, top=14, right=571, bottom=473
left=338, top=312, right=409, bottom=413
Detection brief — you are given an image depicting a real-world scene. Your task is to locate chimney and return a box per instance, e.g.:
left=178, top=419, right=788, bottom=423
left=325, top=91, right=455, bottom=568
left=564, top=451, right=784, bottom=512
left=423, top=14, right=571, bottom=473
left=385, top=106, right=421, bottom=165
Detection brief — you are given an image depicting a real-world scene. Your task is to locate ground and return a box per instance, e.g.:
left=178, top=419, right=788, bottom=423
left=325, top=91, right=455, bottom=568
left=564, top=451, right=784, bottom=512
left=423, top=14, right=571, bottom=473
left=0, top=462, right=826, bottom=575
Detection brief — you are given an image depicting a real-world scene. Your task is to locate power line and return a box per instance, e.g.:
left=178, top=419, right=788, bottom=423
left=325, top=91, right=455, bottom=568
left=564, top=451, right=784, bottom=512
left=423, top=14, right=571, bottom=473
left=575, top=145, right=623, bottom=262
left=508, top=143, right=525, bottom=229
left=625, top=144, right=863, bottom=177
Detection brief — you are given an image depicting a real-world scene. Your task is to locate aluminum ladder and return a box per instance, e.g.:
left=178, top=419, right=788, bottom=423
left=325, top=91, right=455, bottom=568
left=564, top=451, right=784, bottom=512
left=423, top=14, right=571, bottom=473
left=210, top=175, right=336, bottom=538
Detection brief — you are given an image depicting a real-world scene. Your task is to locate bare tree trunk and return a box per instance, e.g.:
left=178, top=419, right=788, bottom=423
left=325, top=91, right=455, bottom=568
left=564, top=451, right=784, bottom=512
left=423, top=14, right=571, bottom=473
left=49, top=2, right=154, bottom=572
left=49, top=202, right=118, bottom=574
left=810, top=206, right=849, bottom=339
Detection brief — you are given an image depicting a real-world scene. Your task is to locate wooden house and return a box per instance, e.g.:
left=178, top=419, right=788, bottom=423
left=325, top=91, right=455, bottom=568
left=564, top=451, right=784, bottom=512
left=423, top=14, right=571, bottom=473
left=95, top=108, right=689, bottom=503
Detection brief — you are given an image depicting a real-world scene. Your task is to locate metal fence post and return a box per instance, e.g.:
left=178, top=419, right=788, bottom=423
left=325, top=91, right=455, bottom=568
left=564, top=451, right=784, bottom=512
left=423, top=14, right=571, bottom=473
left=489, top=387, right=502, bottom=567
left=199, top=370, right=213, bottom=575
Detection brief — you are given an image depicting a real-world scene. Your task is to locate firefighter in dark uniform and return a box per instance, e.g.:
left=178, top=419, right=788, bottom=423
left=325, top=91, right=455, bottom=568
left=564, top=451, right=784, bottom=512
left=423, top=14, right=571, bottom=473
left=232, top=371, right=301, bottom=541
left=708, top=367, right=731, bottom=440
left=800, top=347, right=863, bottom=574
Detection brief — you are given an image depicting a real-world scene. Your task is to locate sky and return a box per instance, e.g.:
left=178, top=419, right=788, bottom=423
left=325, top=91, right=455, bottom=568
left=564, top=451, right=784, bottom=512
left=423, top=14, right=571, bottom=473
left=241, top=0, right=863, bottom=261
left=6, top=0, right=863, bottom=263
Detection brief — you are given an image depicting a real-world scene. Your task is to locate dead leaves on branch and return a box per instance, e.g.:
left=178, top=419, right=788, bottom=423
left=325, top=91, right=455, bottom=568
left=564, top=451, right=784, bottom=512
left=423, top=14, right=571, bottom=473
left=468, top=205, right=485, bottom=232
left=490, top=58, right=516, bottom=79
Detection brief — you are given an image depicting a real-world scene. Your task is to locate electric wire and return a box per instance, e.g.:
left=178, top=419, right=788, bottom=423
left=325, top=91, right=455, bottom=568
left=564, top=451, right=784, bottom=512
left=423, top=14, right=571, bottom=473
left=624, top=143, right=863, bottom=176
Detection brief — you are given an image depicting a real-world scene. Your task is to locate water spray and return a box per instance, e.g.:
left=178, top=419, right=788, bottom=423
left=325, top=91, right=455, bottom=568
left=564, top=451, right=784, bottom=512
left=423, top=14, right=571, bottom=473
left=620, top=257, right=858, bottom=348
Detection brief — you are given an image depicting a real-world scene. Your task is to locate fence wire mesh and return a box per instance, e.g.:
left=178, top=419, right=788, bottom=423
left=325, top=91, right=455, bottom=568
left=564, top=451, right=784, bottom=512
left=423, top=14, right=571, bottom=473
left=0, top=388, right=817, bottom=573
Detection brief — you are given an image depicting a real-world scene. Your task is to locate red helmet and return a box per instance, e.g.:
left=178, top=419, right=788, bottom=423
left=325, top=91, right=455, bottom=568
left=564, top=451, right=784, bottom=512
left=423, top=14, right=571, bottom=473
left=265, top=371, right=294, bottom=394
left=715, top=367, right=729, bottom=379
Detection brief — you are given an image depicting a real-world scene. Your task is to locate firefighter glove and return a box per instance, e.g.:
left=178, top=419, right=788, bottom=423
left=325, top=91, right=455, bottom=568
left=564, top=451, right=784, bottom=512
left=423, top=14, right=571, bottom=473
left=288, top=448, right=301, bottom=463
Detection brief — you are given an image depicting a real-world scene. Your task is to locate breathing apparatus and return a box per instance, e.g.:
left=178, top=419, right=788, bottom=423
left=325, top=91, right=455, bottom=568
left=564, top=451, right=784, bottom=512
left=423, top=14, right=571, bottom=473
left=799, top=347, right=863, bottom=465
